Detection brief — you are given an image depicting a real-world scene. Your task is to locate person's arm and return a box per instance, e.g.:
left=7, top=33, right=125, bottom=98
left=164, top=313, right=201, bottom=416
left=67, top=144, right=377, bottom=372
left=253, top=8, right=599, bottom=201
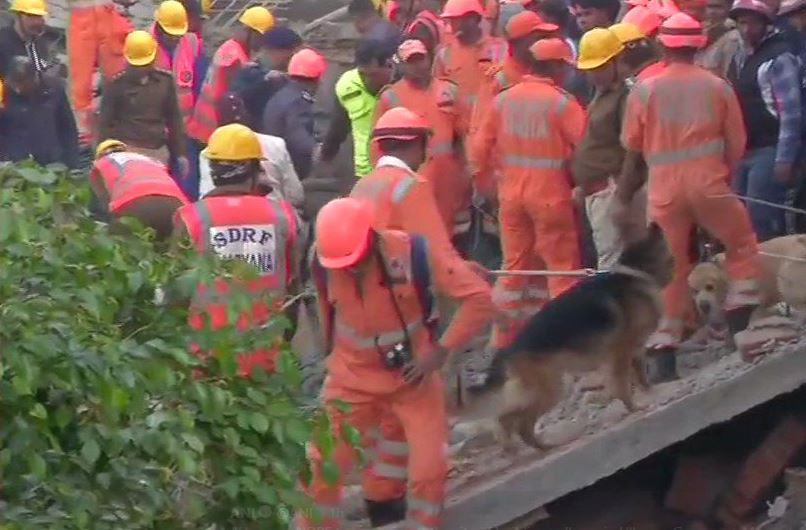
left=768, top=53, right=801, bottom=180
left=282, top=98, right=317, bottom=180
left=55, top=84, right=80, bottom=169
left=164, top=76, right=187, bottom=158
left=615, top=87, right=646, bottom=197
left=274, top=137, right=306, bottom=211
left=721, top=79, right=748, bottom=176
left=558, top=93, right=587, bottom=148
left=319, top=99, right=351, bottom=162
left=468, top=94, right=500, bottom=197
left=97, top=78, right=119, bottom=142
left=617, top=84, right=648, bottom=203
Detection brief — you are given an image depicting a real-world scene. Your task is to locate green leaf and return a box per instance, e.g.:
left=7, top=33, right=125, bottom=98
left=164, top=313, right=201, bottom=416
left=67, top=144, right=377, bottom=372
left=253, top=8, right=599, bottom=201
left=81, top=439, right=101, bottom=466
left=321, top=459, right=341, bottom=486
left=29, top=403, right=47, bottom=420
left=177, top=451, right=197, bottom=474
left=250, top=412, right=269, bottom=434
left=27, top=453, right=46, bottom=479
left=285, top=418, right=310, bottom=444
left=181, top=433, right=205, bottom=453
left=0, top=208, right=12, bottom=242
left=246, top=387, right=267, bottom=405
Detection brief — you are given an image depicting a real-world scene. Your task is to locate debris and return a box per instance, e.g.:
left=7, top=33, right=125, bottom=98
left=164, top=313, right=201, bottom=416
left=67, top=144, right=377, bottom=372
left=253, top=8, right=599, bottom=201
left=735, top=316, right=799, bottom=361
left=664, top=456, right=737, bottom=517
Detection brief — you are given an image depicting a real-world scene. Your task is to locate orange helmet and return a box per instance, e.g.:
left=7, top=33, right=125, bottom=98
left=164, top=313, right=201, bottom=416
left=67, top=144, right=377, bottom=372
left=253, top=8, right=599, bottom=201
left=316, top=198, right=374, bottom=269
left=372, top=107, right=431, bottom=141
left=442, top=0, right=485, bottom=18
left=658, top=12, right=707, bottom=48
left=529, top=38, right=574, bottom=63
left=287, top=48, right=327, bottom=79
left=621, top=5, right=663, bottom=36
left=505, top=11, right=559, bottom=39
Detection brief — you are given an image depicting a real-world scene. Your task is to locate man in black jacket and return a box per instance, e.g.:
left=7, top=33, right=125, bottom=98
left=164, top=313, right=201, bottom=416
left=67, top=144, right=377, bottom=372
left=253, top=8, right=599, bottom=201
left=0, top=56, right=79, bottom=169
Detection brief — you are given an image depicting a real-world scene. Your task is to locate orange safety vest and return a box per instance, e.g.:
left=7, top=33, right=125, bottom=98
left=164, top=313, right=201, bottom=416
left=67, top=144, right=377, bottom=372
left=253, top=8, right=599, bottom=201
left=315, top=229, right=439, bottom=395
left=186, top=38, right=249, bottom=144
left=636, top=60, right=667, bottom=82
left=152, top=26, right=201, bottom=123
left=91, top=151, right=189, bottom=212
left=174, top=194, right=298, bottom=376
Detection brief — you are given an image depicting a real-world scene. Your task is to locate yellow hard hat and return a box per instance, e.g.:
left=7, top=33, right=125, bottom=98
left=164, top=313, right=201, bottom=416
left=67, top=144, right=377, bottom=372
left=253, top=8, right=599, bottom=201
left=10, top=0, right=47, bottom=16
left=155, top=0, right=188, bottom=36
left=576, top=27, right=625, bottom=70
left=207, top=124, right=263, bottom=161
left=95, top=139, right=128, bottom=159
left=201, top=0, right=213, bottom=15
left=124, top=30, right=158, bottom=66
left=608, top=22, right=646, bottom=45
left=239, top=6, right=274, bottom=34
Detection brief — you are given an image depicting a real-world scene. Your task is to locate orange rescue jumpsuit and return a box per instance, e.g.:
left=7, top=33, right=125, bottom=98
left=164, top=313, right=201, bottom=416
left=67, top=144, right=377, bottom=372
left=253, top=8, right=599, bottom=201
left=622, top=62, right=760, bottom=347
left=68, top=0, right=133, bottom=136
left=374, top=79, right=469, bottom=230
left=468, top=56, right=528, bottom=197
left=471, top=75, right=587, bottom=348
left=433, top=35, right=508, bottom=133
left=299, top=230, right=493, bottom=530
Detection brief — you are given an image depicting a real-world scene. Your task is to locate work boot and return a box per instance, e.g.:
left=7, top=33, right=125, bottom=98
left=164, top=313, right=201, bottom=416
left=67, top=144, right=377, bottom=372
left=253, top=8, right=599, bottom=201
left=644, top=346, right=679, bottom=384
left=365, top=497, right=407, bottom=527
left=725, top=305, right=757, bottom=350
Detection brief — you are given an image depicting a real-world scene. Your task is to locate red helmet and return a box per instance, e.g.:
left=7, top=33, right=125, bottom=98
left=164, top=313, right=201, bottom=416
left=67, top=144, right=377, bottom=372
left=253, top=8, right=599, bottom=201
left=442, top=0, right=485, bottom=18
left=287, top=48, right=327, bottom=79
left=316, top=198, right=374, bottom=269
left=657, top=12, right=707, bottom=48
left=372, top=107, right=430, bottom=141
left=505, top=11, right=559, bottom=39
left=729, top=0, right=775, bottom=20
left=622, top=5, right=663, bottom=36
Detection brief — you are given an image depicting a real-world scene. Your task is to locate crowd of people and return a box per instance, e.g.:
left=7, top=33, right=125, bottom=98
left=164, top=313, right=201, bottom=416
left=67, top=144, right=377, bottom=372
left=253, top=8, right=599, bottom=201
left=3, top=0, right=806, bottom=526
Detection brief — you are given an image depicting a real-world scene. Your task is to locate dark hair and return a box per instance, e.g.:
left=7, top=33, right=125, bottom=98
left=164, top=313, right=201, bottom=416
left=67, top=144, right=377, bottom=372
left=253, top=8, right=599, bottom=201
left=621, top=41, right=657, bottom=69
left=537, top=0, right=572, bottom=31
left=377, top=136, right=427, bottom=153
left=569, top=0, right=621, bottom=21
left=348, top=0, right=378, bottom=16
left=355, top=38, right=396, bottom=66
left=262, top=26, right=303, bottom=50
left=210, top=160, right=261, bottom=186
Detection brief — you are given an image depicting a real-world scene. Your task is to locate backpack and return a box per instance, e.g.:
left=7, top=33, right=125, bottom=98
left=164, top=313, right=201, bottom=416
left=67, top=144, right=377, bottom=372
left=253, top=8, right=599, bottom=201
left=310, top=234, right=438, bottom=354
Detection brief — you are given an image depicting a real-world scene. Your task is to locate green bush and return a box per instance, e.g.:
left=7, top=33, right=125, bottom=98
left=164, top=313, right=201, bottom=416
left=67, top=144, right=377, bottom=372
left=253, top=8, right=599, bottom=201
left=0, top=162, right=353, bottom=529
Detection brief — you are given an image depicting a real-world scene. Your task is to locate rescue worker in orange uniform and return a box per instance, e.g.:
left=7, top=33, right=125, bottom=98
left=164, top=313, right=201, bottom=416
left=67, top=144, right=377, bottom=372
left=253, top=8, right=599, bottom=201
left=398, top=0, right=446, bottom=52
left=186, top=6, right=275, bottom=147
left=435, top=0, right=508, bottom=131
left=617, top=13, right=760, bottom=373
left=67, top=0, right=134, bottom=142
left=471, top=38, right=587, bottom=348
left=612, top=14, right=667, bottom=80
left=297, top=197, right=493, bottom=530
left=373, top=40, right=467, bottom=230
left=90, top=139, right=189, bottom=240
left=173, top=123, right=300, bottom=377
left=469, top=11, right=560, bottom=197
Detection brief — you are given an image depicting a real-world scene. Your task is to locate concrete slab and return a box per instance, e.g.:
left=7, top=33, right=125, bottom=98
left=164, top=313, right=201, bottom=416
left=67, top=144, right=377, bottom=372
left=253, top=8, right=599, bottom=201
left=384, top=343, right=806, bottom=530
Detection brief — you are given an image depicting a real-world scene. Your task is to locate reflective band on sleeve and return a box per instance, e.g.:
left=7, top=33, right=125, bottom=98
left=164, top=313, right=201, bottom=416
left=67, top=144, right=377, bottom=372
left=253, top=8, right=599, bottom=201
left=408, top=496, right=442, bottom=517
left=429, top=141, right=454, bottom=156
left=373, top=462, right=408, bottom=479
left=334, top=318, right=423, bottom=350
left=501, top=154, right=565, bottom=170
left=311, top=503, right=344, bottom=520
left=391, top=176, right=417, bottom=203
left=644, top=139, right=724, bottom=167
left=377, top=439, right=409, bottom=456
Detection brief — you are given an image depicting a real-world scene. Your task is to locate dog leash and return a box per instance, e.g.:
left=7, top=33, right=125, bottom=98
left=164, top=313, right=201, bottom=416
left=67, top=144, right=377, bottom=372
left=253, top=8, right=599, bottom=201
left=710, top=193, right=806, bottom=216
left=758, top=251, right=806, bottom=264
left=489, top=268, right=599, bottom=277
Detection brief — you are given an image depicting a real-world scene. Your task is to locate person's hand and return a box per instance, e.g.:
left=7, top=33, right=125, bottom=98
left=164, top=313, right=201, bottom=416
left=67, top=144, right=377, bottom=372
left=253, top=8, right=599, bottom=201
left=609, top=193, right=631, bottom=234
left=403, top=346, right=449, bottom=386
left=177, top=156, right=190, bottom=179
left=774, top=162, right=795, bottom=186
left=464, top=259, right=490, bottom=281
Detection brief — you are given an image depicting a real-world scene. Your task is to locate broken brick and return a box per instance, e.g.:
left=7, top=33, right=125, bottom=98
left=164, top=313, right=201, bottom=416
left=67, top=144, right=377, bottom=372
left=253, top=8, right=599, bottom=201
left=735, top=316, right=799, bottom=362
left=665, top=456, right=737, bottom=517
left=717, top=416, right=806, bottom=523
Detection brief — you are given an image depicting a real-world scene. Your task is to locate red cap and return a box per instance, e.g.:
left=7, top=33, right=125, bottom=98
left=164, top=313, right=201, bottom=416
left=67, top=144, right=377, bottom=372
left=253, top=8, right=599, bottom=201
left=373, top=107, right=431, bottom=141
left=505, top=11, right=559, bottom=39
left=287, top=48, right=327, bottom=79
left=442, top=0, right=485, bottom=18
left=622, top=5, right=663, bottom=36
left=529, top=38, right=574, bottom=63
left=658, top=12, right=707, bottom=48
left=397, top=39, right=429, bottom=61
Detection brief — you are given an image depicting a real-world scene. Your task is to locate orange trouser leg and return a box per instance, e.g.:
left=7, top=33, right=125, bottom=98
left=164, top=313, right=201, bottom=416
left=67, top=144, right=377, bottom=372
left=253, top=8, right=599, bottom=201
left=297, top=396, right=381, bottom=529
left=68, top=8, right=100, bottom=113
left=98, top=6, right=131, bottom=80
left=491, top=196, right=548, bottom=349
left=362, top=411, right=408, bottom=501
left=532, top=198, right=583, bottom=297
left=392, top=377, right=449, bottom=529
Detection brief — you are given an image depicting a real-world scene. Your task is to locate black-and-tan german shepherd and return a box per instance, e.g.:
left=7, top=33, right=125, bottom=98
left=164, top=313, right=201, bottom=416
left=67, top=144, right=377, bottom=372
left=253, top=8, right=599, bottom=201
left=455, top=222, right=674, bottom=450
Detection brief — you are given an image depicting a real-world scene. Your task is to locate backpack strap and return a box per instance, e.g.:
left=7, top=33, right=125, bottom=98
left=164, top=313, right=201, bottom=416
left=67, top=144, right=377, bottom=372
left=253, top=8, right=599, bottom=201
left=409, top=234, right=439, bottom=341
left=310, top=252, right=335, bottom=356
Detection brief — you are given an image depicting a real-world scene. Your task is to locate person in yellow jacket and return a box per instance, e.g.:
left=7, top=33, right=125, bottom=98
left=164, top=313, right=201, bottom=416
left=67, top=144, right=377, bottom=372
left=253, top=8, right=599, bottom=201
left=317, top=38, right=395, bottom=179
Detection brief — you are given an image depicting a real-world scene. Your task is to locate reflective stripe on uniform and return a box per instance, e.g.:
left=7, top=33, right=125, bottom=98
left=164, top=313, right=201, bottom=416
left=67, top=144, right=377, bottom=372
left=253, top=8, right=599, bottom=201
left=645, top=138, right=725, bottom=167
left=310, top=503, right=344, bottom=520
left=377, top=439, right=409, bottom=456
left=430, top=140, right=453, bottom=156
left=373, top=462, right=408, bottom=479
left=408, top=496, right=441, bottom=517
left=334, top=318, right=423, bottom=350
left=391, top=176, right=417, bottom=203
left=493, top=285, right=549, bottom=305
left=501, top=154, right=565, bottom=170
